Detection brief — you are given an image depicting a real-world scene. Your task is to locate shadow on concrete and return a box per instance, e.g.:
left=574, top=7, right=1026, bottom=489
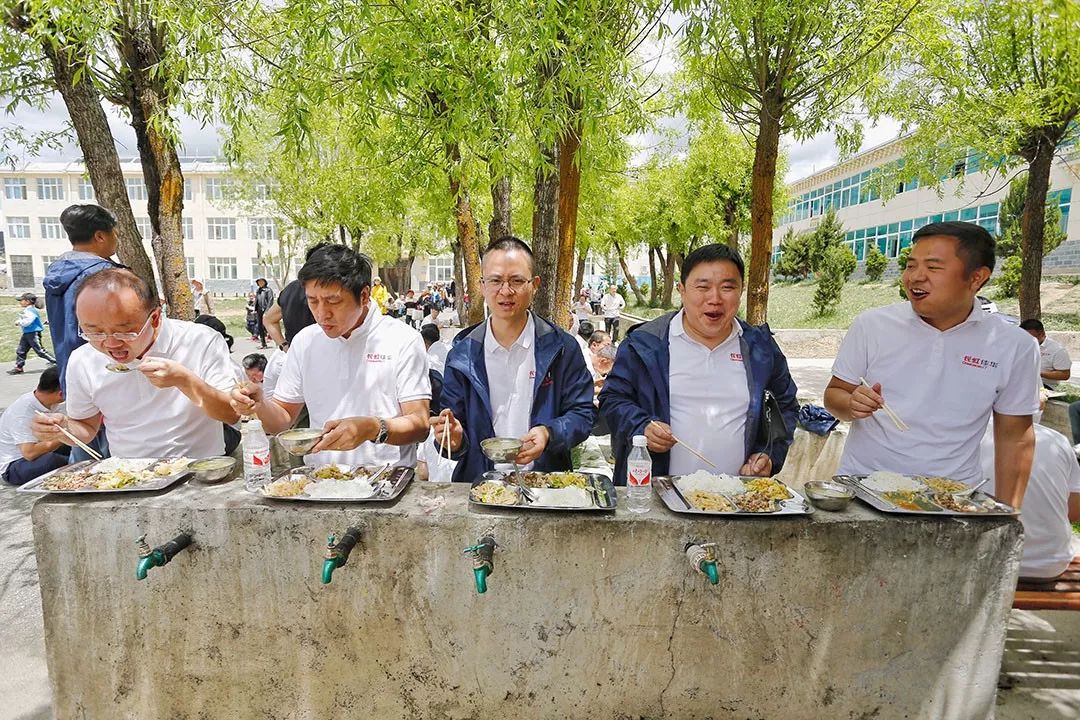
left=998, top=610, right=1080, bottom=719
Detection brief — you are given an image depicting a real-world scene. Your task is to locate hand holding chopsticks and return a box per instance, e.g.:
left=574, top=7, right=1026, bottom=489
left=431, top=409, right=460, bottom=460
left=649, top=420, right=717, bottom=469
left=33, top=410, right=103, bottom=461
left=858, top=377, right=909, bottom=432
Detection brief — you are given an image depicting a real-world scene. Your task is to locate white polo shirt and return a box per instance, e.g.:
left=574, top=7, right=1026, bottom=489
left=981, top=423, right=1080, bottom=578
left=484, top=313, right=536, bottom=440
left=1038, top=336, right=1071, bottom=389
left=274, top=302, right=431, bottom=468
left=573, top=333, right=596, bottom=378
left=65, top=318, right=236, bottom=459
left=668, top=312, right=749, bottom=475
left=427, top=340, right=450, bottom=375
left=600, top=293, right=624, bottom=319
left=0, top=391, right=51, bottom=476
left=263, top=349, right=287, bottom=399
left=833, top=301, right=1040, bottom=484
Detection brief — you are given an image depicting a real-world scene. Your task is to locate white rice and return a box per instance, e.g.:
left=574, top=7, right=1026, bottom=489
left=675, top=471, right=746, bottom=495
left=529, top=487, right=592, bottom=508
left=304, top=478, right=376, bottom=499
left=863, top=471, right=922, bottom=493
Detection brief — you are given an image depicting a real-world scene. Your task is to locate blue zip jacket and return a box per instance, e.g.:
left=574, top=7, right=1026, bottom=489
left=599, top=312, right=799, bottom=485
left=440, top=313, right=596, bottom=483
left=43, top=250, right=122, bottom=391
left=19, top=306, right=44, bottom=334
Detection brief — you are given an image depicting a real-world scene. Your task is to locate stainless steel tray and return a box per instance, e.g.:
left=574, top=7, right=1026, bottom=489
left=469, top=471, right=617, bottom=511
left=834, top=475, right=1018, bottom=517
left=16, top=458, right=192, bottom=495
left=653, top=475, right=814, bottom=516
left=252, top=465, right=413, bottom=503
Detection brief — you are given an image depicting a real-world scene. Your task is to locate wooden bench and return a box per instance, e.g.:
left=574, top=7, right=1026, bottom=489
left=1013, top=556, right=1080, bottom=610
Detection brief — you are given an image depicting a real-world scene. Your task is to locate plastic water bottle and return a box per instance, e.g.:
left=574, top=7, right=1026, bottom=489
left=626, top=434, right=652, bottom=513
left=242, top=419, right=272, bottom=488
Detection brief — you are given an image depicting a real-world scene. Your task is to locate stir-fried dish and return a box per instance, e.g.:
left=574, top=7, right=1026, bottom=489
left=686, top=489, right=735, bottom=512
left=732, top=492, right=778, bottom=513
left=42, top=458, right=191, bottom=491
left=470, top=481, right=519, bottom=505
left=743, top=477, right=793, bottom=500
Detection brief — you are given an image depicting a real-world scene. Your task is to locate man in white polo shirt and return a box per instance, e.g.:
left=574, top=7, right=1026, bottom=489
left=32, top=269, right=239, bottom=458
left=1, top=366, right=68, bottom=485
left=1019, top=318, right=1072, bottom=390
left=825, top=221, right=1039, bottom=508
left=231, top=244, right=430, bottom=467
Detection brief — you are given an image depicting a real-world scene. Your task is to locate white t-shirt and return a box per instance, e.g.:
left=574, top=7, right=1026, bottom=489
left=427, top=340, right=449, bottom=375
left=484, top=313, right=536, bottom=440
left=572, top=300, right=592, bottom=322
left=981, top=423, right=1080, bottom=578
left=600, top=293, right=625, bottom=318
left=263, top=349, right=287, bottom=399
left=573, top=333, right=596, bottom=378
left=65, top=318, right=236, bottom=459
left=274, top=302, right=431, bottom=468
left=668, top=312, right=749, bottom=475
left=833, top=301, right=1040, bottom=484
left=0, top=391, right=51, bottom=476
left=1038, top=336, right=1071, bottom=389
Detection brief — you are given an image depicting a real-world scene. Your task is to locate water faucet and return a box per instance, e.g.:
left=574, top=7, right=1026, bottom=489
left=463, top=533, right=497, bottom=594
left=136, top=532, right=193, bottom=581
left=322, top=527, right=362, bottom=584
left=685, top=542, right=720, bottom=585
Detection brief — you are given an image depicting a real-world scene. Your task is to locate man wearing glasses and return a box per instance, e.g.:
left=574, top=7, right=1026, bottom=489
left=33, top=269, right=239, bottom=458
left=432, top=236, right=595, bottom=482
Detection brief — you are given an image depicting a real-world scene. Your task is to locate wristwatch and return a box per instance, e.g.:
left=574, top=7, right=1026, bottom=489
left=374, top=417, right=389, bottom=444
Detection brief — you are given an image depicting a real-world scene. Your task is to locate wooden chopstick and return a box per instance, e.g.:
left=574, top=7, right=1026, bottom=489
left=650, top=420, right=718, bottom=469
left=858, top=377, right=909, bottom=431
left=441, top=418, right=451, bottom=461
left=35, top=411, right=103, bottom=461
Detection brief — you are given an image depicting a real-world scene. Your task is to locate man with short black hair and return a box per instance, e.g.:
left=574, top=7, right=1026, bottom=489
left=825, top=221, right=1039, bottom=508
left=0, top=366, right=68, bottom=485
left=243, top=353, right=268, bottom=384
left=231, top=244, right=431, bottom=467
left=1020, top=318, right=1072, bottom=389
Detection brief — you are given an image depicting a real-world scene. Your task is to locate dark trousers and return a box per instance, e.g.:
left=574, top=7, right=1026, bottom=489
left=1069, top=400, right=1080, bottom=445
left=69, top=425, right=110, bottom=463
left=15, top=332, right=55, bottom=368
left=604, top=317, right=620, bottom=342
left=255, top=310, right=268, bottom=347
left=3, top=449, right=70, bottom=486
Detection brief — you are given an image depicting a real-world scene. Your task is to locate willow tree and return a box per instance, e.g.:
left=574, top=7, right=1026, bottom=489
left=677, top=0, right=921, bottom=324
left=875, top=0, right=1080, bottom=320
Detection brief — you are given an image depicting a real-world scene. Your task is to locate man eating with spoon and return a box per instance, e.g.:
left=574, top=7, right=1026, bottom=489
left=32, top=269, right=239, bottom=458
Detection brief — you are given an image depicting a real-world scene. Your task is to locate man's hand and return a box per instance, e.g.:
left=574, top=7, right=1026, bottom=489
left=312, top=417, right=379, bottom=452
left=739, top=453, right=773, bottom=477
left=644, top=420, right=676, bottom=453
left=32, top=412, right=70, bottom=445
left=430, top=409, right=463, bottom=452
left=517, top=425, right=550, bottom=465
left=849, top=382, right=884, bottom=419
left=229, top=381, right=263, bottom=417
left=138, top=358, right=193, bottom=389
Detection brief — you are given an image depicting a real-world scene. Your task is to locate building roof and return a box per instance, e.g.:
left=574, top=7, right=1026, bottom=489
left=0, top=157, right=229, bottom=174
left=786, top=135, right=909, bottom=193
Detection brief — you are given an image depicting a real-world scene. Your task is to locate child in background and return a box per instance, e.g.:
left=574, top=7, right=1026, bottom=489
left=8, top=293, right=56, bottom=375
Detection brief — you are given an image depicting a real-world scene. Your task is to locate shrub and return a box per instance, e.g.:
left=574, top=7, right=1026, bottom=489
left=895, top=245, right=912, bottom=299
left=864, top=245, right=888, bottom=282
left=995, top=255, right=1023, bottom=298
left=812, top=245, right=857, bottom=316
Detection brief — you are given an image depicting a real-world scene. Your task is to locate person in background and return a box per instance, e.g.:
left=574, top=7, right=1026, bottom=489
left=432, top=236, right=595, bottom=482
left=824, top=222, right=1038, bottom=508
left=371, top=276, right=392, bottom=315
left=263, top=272, right=317, bottom=350
left=191, top=278, right=214, bottom=316
left=421, top=305, right=445, bottom=328
left=600, top=243, right=798, bottom=484
left=572, top=319, right=596, bottom=379
left=245, top=292, right=258, bottom=341
left=254, top=278, right=275, bottom=349
left=0, top=366, right=68, bottom=485
left=589, top=285, right=602, bottom=315
left=9, top=292, right=56, bottom=375
left=421, top=323, right=449, bottom=375
left=404, top=290, right=420, bottom=327
left=588, top=330, right=615, bottom=385
left=572, top=291, right=592, bottom=329
left=243, top=353, right=268, bottom=384
left=981, top=421, right=1080, bottom=579
left=600, top=285, right=626, bottom=341
left=1019, top=318, right=1072, bottom=390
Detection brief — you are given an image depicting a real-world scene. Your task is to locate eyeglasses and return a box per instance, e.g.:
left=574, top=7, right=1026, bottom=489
left=79, top=313, right=155, bottom=343
left=482, top=277, right=532, bottom=292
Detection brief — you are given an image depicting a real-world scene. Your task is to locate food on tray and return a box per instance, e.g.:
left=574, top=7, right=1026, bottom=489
left=676, top=471, right=745, bottom=495
left=520, top=471, right=548, bottom=488
left=685, top=489, right=735, bottom=512
left=882, top=490, right=940, bottom=512
left=529, top=487, right=592, bottom=508
left=263, top=475, right=311, bottom=497
left=931, top=493, right=979, bottom=513
left=863, top=471, right=923, bottom=493
left=41, top=458, right=190, bottom=491
left=470, top=480, right=519, bottom=505
left=311, top=465, right=351, bottom=481
left=42, top=471, right=98, bottom=491
left=545, top=472, right=588, bottom=489
left=732, top=491, right=777, bottom=513
left=743, top=477, right=793, bottom=500
left=922, top=476, right=968, bottom=494
left=305, top=478, right=376, bottom=499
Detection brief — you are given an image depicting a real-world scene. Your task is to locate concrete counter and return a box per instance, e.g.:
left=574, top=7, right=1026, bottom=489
left=32, top=479, right=1021, bottom=719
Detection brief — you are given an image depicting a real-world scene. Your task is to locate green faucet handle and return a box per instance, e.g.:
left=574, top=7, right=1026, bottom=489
left=473, top=566, right=491, bottom=594
left=701, top=560, right=720, bottom=585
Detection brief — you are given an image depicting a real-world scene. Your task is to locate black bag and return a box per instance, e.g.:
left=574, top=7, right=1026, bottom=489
left=755, top=390, right=789, bottom=454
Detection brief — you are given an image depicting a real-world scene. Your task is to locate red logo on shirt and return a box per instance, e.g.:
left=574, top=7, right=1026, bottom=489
left=730, top=352, right=743, bottom=362
left=962, top=355, right=998, bottom=369
left=529, top=370, right=536, bottom=379
left=366, top=353, right=391, bottom=363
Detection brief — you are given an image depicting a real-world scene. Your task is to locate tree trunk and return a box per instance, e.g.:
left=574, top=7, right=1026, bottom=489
left=553, top=124, right=582, bottom=330
left=613, top=239, right=646, bottom=305
left=446, top=142, right=484, bottom=325
left=489, top=174, right=512, bottom=242
left=648, top=247, right=658, bottom=305
left=531, top=142, right=560, bottom=322
left=661, top=246, right=677, bottom=307
left=573, top=249, right=586, bottom=298
left=40, top=41, right=157, bottom=292
left=452, top=240, right=467, bottom=322
left=724, top=199, right=740, bottom=249
left=747, top=98, right=783, bottom=324
left=1018, top=136, right=1055, bottom=320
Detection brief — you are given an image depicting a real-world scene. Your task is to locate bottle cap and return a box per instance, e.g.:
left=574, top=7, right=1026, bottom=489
left=632, top=434, right=647, bottom=447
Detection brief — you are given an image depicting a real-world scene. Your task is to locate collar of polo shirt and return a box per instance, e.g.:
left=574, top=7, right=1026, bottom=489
left=484, top=311, right=535, bottom=354
left=905, top=297, right=984, bottom=330
left=333, top=300, right=381, bottom=344
left=670, top=309, right=742, bottom=347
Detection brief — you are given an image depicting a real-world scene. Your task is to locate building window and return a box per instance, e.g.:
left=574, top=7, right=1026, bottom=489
left=182, top=217, right=193, bottom=239
left=251, top=259, right=274, bottom=281
left=207, top=217, right=237, bottom=241
left=7, top=216, right=31, bottom=239
left=37, top=177, right=65, bottom=200
left=429, top=256, right=454, bottom=282
left=249, top=217, right=278, bottom=242
left=208, top=256, right=237, bottom=280
left=41, top=255, right=60, bottom=273
left=78, top=177, right=95, bottom=200
left=206, top=177, right=232, bottom=201
left=135, top=217, right=153, bottom=239
left=39, top=217, right=64, bottom=240
left=184, top=178, right=193, bottom=201
left=126, top=177, right=147, bottom=201
left=185, top=257, right=196, bottom=279
left=254, top=183, right=270, bottom=201
left=4, top=177, right=27, bottom=200
left=9, top=255, right=33, bottom=287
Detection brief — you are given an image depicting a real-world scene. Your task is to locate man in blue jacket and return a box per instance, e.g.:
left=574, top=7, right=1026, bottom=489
left=599, top=243, right=798, bottom=485
left=432, top=237, right=595, bottom=483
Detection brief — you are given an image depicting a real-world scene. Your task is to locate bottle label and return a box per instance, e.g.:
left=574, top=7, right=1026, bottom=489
left=627, top=463, right=651, bottom=487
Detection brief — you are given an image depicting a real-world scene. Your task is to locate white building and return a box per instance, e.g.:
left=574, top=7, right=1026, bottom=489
left=773, top=136, right=1079, bottom=275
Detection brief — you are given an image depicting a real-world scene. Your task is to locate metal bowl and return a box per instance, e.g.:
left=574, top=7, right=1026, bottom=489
left=480, top=437, right=523, bottom=464
left=276, top=429, right=324, bottom=456
left=188, top=456, right=237, bottom=483
left=803, top=480, right=855, bottom=511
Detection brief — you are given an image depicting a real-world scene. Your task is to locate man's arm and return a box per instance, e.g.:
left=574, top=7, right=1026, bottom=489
left=18, top=439, right=63, bottom=461
left=32, top=412, right=102, bottom=447
left=263, top=302, right=285, bottom=346
left=312, top=399, right=430, bottom=452
left=992, top=412, right=1035, bottom=509
left=824, top=376, right=885, bottom=422
left=1041, top=368, right=1071, bottom=382
left=139, top=359, right=240, bottom=424
left=1068, top=493, right=1080, bottom=523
